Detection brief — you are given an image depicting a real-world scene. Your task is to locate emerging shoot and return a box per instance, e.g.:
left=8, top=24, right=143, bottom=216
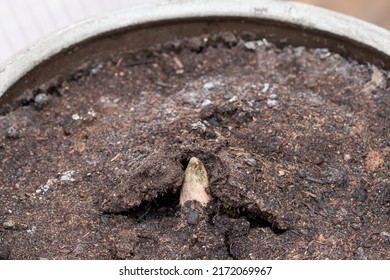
left=180, top=157, right=211, bottom=206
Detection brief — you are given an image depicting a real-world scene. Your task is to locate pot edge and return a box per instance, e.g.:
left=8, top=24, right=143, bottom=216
left=0, top=0, right=389, bottom=105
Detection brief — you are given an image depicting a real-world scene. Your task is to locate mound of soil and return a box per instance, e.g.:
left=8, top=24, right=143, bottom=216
left=0, top=32, right=389, bottom=259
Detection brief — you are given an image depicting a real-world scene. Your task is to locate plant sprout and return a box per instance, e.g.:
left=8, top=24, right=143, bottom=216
left=180, top=157, right=211, bottom=206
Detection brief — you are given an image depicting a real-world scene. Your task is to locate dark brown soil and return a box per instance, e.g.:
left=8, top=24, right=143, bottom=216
left=0, top=32, right=389, bottom=260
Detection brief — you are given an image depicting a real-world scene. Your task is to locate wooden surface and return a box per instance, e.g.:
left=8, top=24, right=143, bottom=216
left=295, top=0, right=390, bottom=30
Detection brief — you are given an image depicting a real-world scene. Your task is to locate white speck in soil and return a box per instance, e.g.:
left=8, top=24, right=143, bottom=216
left=37, top=185, right=48, bottom=194
left=228, top=96, right=238, bottom=103
left=317, top=48, right=331, bottom=59
left=344, top=154, right=351, bottom=161
left=91, top=63, right=103, bottom=75
left=244, top=41, right=257, bottom=50
left=3, top=220, right=16, bottom=229
left=27, top=226, right=37, bottom=236
left=36, top=178, right=58, bottom=194
left=88, top=110, right=96, bottom=117
left=269, top=93, right=278, bottom=99
left=267, top=99, right=279, bottom=108
left=203, top=82, right=215, bottom=90
left=380, top=231, right=390, bottom=239
left=243, top=157, right=256, bottom=167
left=34, top=93, right=49, bottom=110
left=61, top=171, right=75, bottom=182
left=257, top=38, right=271, bottom=48
left=72, top=114, right=81, bottom=120
left=262, top=83, right=270, bottom=93
left=201, top=99, right=213, bottom=109
left=338, top=208, right=348, bottom=216
left=5, top=126, right=18, bottom=139
left=191, top=121, right=207, bottom=132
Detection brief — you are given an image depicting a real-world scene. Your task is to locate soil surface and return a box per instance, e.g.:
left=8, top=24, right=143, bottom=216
left=0, top=32, right=389, bottom=260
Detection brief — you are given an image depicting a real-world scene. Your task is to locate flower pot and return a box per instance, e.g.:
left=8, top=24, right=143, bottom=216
left=1, top=0, right=389, bottom=109
left=0, top=0, right=389, bottom=260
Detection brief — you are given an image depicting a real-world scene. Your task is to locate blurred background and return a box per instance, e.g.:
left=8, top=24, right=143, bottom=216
left=296, top=0, right=390, bottom=28
left=0, top=0, right=389, bottom=63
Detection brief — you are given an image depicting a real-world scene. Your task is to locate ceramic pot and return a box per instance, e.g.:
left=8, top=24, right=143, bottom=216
left=1, top=0, right=389, bottom=109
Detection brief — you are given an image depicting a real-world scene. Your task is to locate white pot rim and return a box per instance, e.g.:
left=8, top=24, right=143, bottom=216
left=1, top=0, right=389, bottom=101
